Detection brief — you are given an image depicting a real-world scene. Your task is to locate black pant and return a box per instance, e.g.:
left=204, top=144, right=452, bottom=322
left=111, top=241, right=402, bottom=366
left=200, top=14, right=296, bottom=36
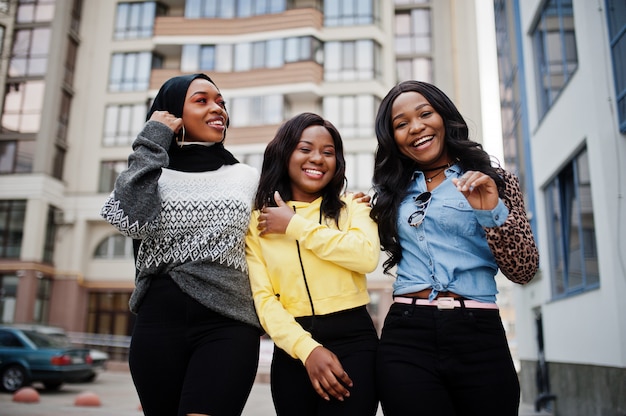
left=376, top=303, right=520, bottom=416
left=271, top=306, right=379, bottom=416
left=129, top=276, right=260, bottom=416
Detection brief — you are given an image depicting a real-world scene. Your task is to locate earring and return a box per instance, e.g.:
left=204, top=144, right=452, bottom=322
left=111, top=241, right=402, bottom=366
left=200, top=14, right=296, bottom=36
left=176, top=125, right=185, bottom=147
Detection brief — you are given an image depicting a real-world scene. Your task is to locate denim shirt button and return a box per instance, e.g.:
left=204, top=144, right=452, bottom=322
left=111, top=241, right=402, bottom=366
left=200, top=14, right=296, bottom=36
left=495, top=215, right=499, bottom=221
left=419, top=236, right=424, bottom=241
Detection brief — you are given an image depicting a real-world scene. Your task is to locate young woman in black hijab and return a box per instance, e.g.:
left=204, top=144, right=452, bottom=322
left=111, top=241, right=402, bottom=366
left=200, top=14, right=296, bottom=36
left=101, top=73, right=262, bottom=416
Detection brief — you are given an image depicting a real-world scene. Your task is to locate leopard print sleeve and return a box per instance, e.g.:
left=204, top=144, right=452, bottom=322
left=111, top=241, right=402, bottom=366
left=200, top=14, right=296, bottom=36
left=484, top=169, right=539, bottom=284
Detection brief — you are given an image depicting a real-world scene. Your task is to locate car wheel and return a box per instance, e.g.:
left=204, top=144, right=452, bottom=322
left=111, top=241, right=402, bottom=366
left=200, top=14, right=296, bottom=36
left=1, top=364, right=27, bottom=392
left=43, top=381, right=63, bottom=391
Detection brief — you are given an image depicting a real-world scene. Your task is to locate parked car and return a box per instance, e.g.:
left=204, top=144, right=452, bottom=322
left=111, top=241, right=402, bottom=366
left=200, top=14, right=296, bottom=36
left=8, top=324, right=109, bottom=382
left=0, top=326, right=93, bottom=392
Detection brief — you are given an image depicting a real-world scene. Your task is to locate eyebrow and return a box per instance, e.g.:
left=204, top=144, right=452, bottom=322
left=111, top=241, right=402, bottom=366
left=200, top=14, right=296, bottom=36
left=392, top=103, right=430, bottom=122
left=189, top=90, right=222, bottom=99
left=298, top=140, right=335, bottom=148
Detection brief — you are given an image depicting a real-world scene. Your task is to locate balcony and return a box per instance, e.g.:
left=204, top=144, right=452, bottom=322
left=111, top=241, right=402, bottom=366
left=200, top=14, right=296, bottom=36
left=150, top=61, right=323, bottom=90
left=153, top=8, right=322, bottom=37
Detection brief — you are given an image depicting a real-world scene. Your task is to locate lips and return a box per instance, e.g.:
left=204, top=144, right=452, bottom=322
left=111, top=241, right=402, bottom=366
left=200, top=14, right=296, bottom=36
left=411, top=135, right=434, bottom=147
left=304, top=168, right=324, bottom=178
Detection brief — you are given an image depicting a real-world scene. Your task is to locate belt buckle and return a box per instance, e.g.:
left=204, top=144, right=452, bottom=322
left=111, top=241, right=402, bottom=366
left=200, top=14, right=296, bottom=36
left=436, top=297, right=455, bottom=310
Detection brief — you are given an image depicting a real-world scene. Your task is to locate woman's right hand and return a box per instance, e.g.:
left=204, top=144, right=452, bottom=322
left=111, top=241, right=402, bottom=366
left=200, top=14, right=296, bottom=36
left=150, top=110, right=183, bottom=134
left=304, top=346, right=353, bottom=401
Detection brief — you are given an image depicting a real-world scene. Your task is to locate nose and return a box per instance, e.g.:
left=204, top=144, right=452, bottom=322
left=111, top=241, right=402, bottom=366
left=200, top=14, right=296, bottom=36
left=408, top=118, right=424, bottom=134
left=309, top=150, right=323, bottom=163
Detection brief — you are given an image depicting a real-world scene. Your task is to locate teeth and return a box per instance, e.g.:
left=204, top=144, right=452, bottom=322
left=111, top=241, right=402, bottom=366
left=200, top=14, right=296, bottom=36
left=412, top=135, right=433, bottom=147
left=305, top=169, right=323, bottom=175
left=208, top=120, right=223, bottom=126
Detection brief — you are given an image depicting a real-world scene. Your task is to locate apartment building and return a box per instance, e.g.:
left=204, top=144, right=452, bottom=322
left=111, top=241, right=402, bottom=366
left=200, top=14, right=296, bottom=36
left=493, top=0, right=626, bottom=414
left=0, top=0, right=498, bottom=350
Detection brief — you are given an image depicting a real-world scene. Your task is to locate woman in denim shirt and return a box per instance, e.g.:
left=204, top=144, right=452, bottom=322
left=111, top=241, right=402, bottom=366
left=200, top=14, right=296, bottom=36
left=370, top=81, right=539, bottom=416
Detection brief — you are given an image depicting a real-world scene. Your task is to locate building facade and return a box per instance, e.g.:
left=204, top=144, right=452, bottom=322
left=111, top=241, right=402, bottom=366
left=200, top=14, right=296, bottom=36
left=493, top=0, right=626, bottom=414
left=0, top=0, right=500, bottom=355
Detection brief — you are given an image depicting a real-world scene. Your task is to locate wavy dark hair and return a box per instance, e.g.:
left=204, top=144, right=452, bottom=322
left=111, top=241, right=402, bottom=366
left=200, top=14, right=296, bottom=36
left=254, top=112, right=346, bottom=225
left=370, top=80, right=504, bottom=274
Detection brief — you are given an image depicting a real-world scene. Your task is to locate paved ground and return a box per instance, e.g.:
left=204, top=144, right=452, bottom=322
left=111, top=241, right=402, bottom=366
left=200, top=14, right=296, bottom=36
left=0, top=364, right=550, bottom=415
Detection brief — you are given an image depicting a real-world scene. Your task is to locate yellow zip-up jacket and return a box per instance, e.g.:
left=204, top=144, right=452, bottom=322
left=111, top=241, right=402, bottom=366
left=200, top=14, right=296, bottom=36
left=246, top=196, right=380, bottom=364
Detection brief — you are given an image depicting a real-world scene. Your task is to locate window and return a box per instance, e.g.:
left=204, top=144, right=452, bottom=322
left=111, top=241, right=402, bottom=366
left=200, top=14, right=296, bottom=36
left=94, top=234, right=134, bottom=259
left=546, top=148, right=598, bottom=297
left=0, top=140, right=35, bottom=173
left=16, top=0, right=55, bottom=23
left=9, top=28, right=50, bottom=77
left=0, top=274, right=19, bottom=323
left=99, top=161, right=127, bottom=193
left=395, top=8, right=431, bottom=55
left=324, top=0, right=375, bottom=26
left=0, top=200, right=26, bottom=258
left=103, top=104, right=147, bottom=147
left=1, top=80, right=45, bottom=133
left=185, top=0, right=285, bottom=18
left=87, top=291, right=134, bottom=337
left=345, top=151, right=375, bottom=191
left=323, top=95, right=379, bottom=138
left=396, top=57, right=432, bottom=83
left=33, top=276, right=51, bottom=323
left=532, top=0, right=578, bottom=117
left=114, top=2, right=162, bottom=40
left=325, top=40, right=380, bottom=81
left=42, top=206, right=57, bottom=263
left=230, top=95, right=283, bottom=127
left=109, top=52, right=161, bottom=92
left=605, top=0, right=626, bottom=132
left=64, top=37, right=78, bottom=86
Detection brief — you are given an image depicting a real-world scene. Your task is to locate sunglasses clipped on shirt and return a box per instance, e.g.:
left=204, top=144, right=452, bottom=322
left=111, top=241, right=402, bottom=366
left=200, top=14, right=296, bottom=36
left=408, top=191, right=432, bottom=228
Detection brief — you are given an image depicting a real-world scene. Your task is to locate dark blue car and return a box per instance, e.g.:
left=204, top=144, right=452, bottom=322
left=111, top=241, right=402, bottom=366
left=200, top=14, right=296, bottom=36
left=0, top=326, right=93, bottom=392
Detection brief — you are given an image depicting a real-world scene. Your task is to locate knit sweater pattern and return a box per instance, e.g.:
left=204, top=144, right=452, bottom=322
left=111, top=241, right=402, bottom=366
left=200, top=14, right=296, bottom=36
left=100, top=121, right=261, bottom=329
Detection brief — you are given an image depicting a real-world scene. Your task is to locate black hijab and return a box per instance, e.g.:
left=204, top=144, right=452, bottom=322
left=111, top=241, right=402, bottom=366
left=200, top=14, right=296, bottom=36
left=147, top=73, right=239, bottom=172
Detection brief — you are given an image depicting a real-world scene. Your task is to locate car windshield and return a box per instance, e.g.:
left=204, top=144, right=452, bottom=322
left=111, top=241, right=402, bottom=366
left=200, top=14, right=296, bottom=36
left=23, top=330, right=68, bottom=348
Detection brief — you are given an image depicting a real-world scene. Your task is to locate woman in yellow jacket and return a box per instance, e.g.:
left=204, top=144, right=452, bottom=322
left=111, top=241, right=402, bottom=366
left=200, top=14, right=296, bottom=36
left=246, top=112, right=380, bottom=416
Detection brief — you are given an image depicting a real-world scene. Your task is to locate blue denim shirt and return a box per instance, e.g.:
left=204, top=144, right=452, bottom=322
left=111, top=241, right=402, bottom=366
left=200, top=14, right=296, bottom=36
left=393, top=164, right=508, bottom=303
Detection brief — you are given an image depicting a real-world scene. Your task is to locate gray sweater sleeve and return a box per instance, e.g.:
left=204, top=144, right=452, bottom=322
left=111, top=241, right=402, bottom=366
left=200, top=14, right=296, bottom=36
left=100, top=121, right=173, bottom=238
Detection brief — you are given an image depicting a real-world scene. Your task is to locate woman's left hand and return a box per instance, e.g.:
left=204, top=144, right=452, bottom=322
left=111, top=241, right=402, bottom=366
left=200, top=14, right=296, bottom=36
left=451, top=171, right=499, bottom=210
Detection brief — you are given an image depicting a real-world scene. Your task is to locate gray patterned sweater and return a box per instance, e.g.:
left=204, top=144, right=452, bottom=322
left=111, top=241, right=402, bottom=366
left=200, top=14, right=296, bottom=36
left=100, top=121, right=261, bottom=329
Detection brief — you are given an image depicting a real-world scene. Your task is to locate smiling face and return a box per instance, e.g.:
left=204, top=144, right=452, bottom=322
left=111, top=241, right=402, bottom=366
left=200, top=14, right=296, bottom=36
left=181, top=78, right=228, bottom=143
left=288, top=125, right=337, bottom=202
left=391, top=91, right=449, bottom=169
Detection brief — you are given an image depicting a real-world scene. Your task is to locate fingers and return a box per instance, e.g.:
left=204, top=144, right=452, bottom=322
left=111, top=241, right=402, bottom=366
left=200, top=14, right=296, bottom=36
left=305, top=347, right=352, bottom=401
left=273, top=191, right=286, bottom=207
left=150, top=111, right=183, bottom=133
left=453, top=171, right=492, bottom=193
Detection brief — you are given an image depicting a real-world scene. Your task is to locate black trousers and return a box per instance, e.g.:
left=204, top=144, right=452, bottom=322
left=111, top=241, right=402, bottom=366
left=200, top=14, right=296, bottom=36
left=270, top=306, right=379, bottom=416
left=376, top=303, right=520, bottom=416
left=129, top=276, right=260, bottom=416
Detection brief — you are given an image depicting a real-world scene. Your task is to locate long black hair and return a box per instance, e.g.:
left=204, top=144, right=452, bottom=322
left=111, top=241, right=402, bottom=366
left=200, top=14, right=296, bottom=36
left=370, top=80, right=504, bottom=274
left=254, top=112, right=346, bottom=225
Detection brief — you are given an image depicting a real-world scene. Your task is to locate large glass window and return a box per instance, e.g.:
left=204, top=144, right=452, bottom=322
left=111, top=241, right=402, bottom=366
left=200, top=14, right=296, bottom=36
left=94, top=234, right=134, bottom=259
left=33, top=276, right=51, bottom=323
left=114, top=2, right=161, bottom=40
left=325, top=40, right=380, bottom=81
left=396, top=57, right=432, bottom=83
left=323, top=95, right=379, bottom=138
left=324, top=0, right=375, bottom=26
left=99, top=161, right=127, bottom=193
left=395, top=8, right=431, bottom=55
left=42, top=206, right=57, bottom=263
left=16, top=0, right=55, bottom=23
left=1, top=80, right=45, bottom=133
left=109, top=52, right=160, bottom=92
left=0, top=274, right=19, bottom=323
left=0, top=140, right=35, bottom=173
left=103, top=104, right=146, bottom=147
left=0, top=200, right=26, bottom=258
left=8, top=28, right=50, bottom=77
left=185, top=0, right=285, bottom=18
left=605, top=0, right=626, bottom=132
left=345, top=151, right=375, bottom=191
left=230, top=95, right=283, bottom=127
left=546, top=148, right=598, bottom=297
left=532, top=0, right=578, bottom=117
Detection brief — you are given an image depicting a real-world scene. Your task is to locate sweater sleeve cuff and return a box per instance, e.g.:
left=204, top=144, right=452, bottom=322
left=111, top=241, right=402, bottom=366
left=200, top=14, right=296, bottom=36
left=475, top=199, right=508, bottom=228
left=294, top=337, right=322, bottom=365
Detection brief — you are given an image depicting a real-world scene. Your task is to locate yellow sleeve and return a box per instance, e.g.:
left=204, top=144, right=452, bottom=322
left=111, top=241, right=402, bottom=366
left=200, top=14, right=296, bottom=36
left=285, top=197, right=380, bottom=273
left=245, top=213, right=321, bottom=364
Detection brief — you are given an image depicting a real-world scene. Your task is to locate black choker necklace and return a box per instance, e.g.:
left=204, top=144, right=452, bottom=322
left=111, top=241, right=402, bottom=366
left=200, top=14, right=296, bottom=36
left=421, top=162, right=452, bottom=172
